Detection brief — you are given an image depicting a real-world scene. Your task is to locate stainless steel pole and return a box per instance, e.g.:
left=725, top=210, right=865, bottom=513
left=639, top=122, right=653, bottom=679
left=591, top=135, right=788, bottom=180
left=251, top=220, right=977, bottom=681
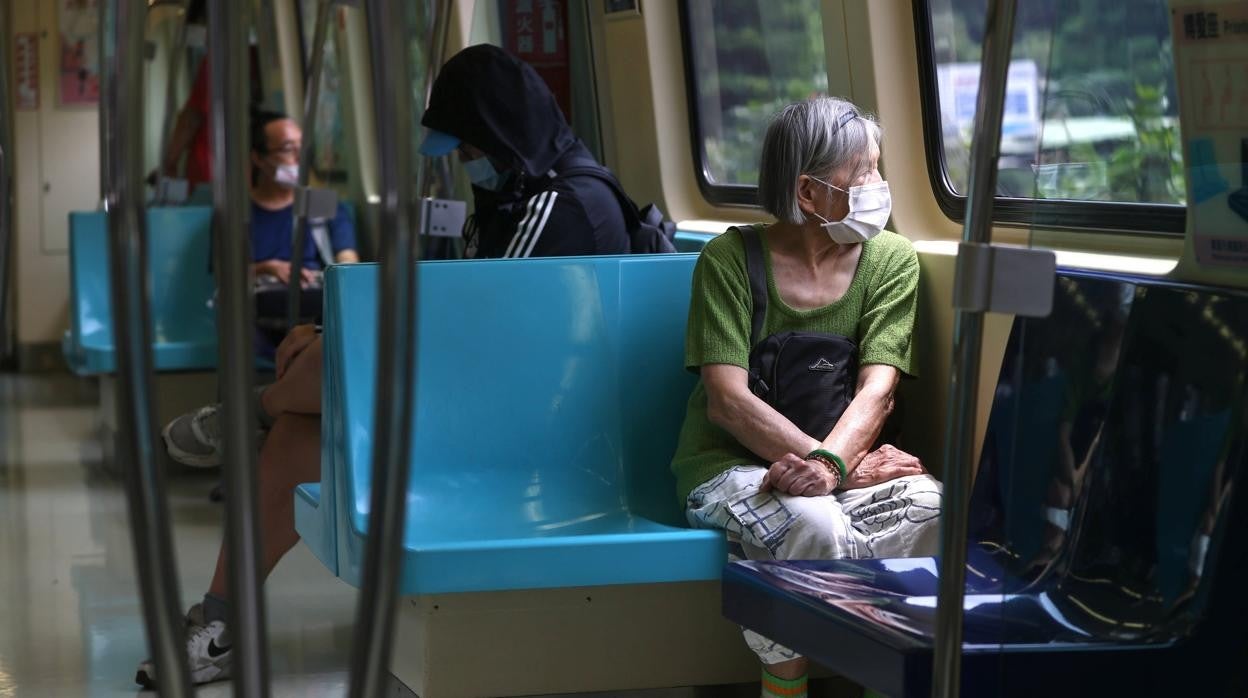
left=0, top=1, right=15, bottom=362
left=99, top=0, right=114, bottom=208
left=105, top=0, right=194, bottom=695
left=345, top=1, right=444, bottom=695
left=285, top=0, right=331, bottom=329
left=206, top=0, right=270, bottom=694
left=930, top=1, right=1018, bottom=697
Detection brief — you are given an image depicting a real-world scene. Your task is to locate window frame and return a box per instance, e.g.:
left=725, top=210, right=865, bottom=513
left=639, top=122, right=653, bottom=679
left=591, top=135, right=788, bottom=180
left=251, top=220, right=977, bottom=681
left=676, top=0, right=773, bottom=208
left=912, top=0, right=1185, bottom=236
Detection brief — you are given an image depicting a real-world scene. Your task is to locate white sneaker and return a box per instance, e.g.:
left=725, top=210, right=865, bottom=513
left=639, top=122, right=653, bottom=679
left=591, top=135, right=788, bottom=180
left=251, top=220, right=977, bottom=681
left=135, top=605, right=232, bottom=688
left=162, top=405, right=223, bottom=467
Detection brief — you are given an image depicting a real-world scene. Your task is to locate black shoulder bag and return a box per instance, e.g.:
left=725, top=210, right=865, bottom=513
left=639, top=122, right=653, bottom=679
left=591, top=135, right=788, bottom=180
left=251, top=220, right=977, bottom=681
left=743, top=226, right=858, bottom=440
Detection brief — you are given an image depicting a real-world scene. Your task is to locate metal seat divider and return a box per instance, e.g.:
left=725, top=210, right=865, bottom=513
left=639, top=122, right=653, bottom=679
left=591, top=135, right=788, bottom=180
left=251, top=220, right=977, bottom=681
left=931, top=2, right=1022, bottom=697
left=206, top=0, right=271, bottom=694
left=345, top=1, right=450, bottom=695
left=103, top=1, right=195, bottom=695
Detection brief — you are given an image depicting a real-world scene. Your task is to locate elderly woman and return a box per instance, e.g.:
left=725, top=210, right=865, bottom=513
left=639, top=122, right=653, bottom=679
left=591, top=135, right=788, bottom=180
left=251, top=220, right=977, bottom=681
left=670, top=97, right=942, bottom=697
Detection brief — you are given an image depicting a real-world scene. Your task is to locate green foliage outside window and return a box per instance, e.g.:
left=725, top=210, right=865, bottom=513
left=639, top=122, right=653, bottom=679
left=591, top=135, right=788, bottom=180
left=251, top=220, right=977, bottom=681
left=688, top=0, right=1187, bottom=207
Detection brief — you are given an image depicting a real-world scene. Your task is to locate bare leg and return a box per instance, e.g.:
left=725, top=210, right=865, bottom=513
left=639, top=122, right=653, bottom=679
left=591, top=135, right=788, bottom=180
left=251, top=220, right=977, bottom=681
left=260, top=337, right=323, bottom=418
left=766, top=657, right=808, bottom=680
left=208, top=413, right=321, bottom=598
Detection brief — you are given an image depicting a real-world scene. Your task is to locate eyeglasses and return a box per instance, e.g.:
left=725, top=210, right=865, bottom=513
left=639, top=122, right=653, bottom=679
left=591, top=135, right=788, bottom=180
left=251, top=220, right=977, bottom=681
left=808, top=174, right=849, bottom=195
left=265, top=143, right=301, bottom=157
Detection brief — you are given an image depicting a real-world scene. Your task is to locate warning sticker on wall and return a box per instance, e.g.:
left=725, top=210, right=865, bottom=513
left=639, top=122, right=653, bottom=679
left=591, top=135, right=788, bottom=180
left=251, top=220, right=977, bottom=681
left=15, top=33, right=39, bottom=111
left=1172, top=1, right=1248, bottom=268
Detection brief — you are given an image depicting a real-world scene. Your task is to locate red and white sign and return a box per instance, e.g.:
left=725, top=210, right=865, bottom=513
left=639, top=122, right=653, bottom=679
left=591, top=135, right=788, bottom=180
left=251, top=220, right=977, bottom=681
left=504, top=0, right=571, bottom=119
left=15, top=33, right=39, bottom=111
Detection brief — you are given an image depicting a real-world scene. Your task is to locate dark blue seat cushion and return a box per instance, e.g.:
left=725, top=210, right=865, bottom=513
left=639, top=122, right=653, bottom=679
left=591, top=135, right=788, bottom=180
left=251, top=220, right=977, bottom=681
left=722, top=270, right=1248, bottom=697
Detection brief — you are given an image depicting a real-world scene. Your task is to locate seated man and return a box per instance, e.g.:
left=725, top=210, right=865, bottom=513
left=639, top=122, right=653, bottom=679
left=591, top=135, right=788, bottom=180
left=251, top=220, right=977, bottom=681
left=670, top=97, right=942, bottom=698
left=138, top=45, right=630, bottom=688
left=248, top=110, right=358, bottom=358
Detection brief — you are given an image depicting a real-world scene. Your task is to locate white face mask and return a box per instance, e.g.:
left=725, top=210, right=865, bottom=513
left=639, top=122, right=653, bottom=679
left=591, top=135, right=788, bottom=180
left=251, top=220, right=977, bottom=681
left=808, top=177, right=892, bottom=244
left=274, top=163, right=300, bottom=189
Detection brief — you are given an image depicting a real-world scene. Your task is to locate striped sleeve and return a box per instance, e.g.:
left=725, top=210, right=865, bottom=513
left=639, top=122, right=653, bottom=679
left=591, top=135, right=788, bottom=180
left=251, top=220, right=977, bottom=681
left=504, top=191, right=559, bottom=258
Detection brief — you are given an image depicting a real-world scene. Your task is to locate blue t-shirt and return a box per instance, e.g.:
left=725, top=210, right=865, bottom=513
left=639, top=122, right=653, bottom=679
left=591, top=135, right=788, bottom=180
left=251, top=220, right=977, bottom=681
left=251, top=200, right=356, bottom=270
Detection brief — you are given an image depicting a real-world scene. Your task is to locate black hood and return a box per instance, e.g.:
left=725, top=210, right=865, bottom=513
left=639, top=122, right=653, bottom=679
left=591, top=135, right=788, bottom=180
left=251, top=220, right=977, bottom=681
left=421, top=44, right=576, bottom=179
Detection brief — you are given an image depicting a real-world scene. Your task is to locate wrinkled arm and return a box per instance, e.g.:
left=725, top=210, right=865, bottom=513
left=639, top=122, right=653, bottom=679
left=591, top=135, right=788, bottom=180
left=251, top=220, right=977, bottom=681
left=819, top=363, right=899, bottom=475
left=702, top=363, right=820, bottom=464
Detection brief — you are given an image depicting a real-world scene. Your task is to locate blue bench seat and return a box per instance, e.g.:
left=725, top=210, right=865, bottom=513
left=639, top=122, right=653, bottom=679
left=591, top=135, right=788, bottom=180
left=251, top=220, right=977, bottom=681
left=295, top=254, right=728, bottom=594
left=63, top=204, right=356, bottom=376
left=723, top=270, right=1248, bottom=696
left=64, top=207, right=218, bottom=375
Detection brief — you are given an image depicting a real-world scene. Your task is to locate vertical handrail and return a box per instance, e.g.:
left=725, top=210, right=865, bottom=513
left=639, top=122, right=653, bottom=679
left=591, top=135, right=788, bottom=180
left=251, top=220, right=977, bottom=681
left=0, top=0, right=16, bottom=362
left=104, top=0, right=194, bottom=695
left=345, top=1, right=445, bottom=695
left=99, top=0, right=114, bottom=208
left=285, top=0, right=332, bottom=329
left=206, top=0, right=271, bottom=695
left=930, top=1, right=1018, bottom=698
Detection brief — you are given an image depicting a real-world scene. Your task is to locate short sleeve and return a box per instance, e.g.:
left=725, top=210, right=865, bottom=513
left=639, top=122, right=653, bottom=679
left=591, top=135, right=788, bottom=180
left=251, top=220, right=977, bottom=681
left=330, top=203, right=357, bottom=253
left=684, top=234, right=752, bottom=372
left=857, top=240, right=919, bottom=376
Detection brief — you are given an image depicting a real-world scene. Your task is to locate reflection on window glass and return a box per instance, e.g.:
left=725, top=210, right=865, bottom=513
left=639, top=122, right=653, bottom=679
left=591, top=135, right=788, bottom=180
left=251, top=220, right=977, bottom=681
left=685, top=0, right=827, bottom=187
left=299, top=1, right=348, bottom=184
left=929, top=0, right=1184, bottom=205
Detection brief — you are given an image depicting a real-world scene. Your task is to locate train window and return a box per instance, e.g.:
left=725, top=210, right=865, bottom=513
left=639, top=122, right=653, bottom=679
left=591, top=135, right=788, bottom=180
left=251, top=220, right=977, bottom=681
left=919, top=0, right=1185, bottom=233
left=679, top=0, right=828, bottom=206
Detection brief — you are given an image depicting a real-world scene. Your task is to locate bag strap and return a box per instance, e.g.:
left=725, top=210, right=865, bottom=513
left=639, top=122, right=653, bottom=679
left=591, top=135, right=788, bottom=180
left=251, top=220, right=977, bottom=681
left=741, top=226, right=768, bottom=347
left=556, top=163, right=643, bottom=228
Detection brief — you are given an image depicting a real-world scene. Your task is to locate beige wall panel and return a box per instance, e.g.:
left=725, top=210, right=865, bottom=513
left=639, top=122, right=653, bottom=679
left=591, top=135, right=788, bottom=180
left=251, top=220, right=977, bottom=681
left=11, top=0, right=96, bottom=346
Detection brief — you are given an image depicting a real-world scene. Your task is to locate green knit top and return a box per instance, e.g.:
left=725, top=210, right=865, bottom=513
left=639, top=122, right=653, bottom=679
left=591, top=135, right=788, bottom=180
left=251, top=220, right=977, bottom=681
left=669, top=224, right=920, bottom=502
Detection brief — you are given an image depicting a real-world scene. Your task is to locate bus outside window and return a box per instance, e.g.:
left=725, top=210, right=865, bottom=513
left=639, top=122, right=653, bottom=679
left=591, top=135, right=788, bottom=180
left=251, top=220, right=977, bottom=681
left=927, top=0, right=1185, bottom=209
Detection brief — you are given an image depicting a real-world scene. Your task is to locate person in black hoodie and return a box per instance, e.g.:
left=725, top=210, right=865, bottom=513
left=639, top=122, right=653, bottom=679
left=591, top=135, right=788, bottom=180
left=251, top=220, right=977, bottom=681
left=419, top=44, right=630, bottom=259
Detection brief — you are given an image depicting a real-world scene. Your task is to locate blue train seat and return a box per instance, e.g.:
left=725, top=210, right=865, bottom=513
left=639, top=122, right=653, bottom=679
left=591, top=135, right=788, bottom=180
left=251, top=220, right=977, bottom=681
left=64, top=207, right=218, bottom=375
left=722, top=270, right=1248, bottom=697
left=674, top=230, right=716, bottom=252
left=295, top=254, right=729, bottom=594
left=63, top=204, right=359, bottom=375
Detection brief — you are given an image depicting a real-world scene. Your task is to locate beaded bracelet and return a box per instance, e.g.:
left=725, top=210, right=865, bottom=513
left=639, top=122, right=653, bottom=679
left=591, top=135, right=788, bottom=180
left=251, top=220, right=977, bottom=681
left=806, top=453, right=843, bottom=489
left=807, top=448, right=848, bottom=482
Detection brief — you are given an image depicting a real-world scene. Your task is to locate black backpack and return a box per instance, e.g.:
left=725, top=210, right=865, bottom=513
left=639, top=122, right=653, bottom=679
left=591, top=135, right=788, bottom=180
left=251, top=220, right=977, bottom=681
left=559, top=164, right=677, bottom=254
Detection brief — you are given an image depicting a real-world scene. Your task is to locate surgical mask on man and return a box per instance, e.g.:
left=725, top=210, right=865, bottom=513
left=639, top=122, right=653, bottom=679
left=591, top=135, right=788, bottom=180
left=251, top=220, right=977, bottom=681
left=808, top=176, right=892, bottom=244
left=464, top=156, right=504, bottom=192
left=274, top=163, right=300, bottom=189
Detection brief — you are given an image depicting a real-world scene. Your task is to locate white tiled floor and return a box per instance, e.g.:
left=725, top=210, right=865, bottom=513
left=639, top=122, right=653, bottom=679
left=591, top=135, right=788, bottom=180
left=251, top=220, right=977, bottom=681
left=0, top=374, right=795, bottom=698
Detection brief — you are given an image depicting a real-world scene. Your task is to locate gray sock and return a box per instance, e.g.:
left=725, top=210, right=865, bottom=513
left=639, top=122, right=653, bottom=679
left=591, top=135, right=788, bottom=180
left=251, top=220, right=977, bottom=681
left=255, top=385, right=275, bottom=430
left=203, top=592, right=230, bottom=624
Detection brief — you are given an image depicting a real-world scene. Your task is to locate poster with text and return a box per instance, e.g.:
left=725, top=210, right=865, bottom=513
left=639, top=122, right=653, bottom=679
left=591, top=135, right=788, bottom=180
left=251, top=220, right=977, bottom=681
left=15, top=34, right=39, bottom=111
left=58, top=0, right=100, bottom=107
left=1172, top=0, right=1248, bottom=268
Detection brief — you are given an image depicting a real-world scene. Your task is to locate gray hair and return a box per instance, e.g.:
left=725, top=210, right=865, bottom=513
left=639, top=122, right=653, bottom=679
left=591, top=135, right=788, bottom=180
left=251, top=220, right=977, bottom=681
left=758, top=97, right=882, bottom=224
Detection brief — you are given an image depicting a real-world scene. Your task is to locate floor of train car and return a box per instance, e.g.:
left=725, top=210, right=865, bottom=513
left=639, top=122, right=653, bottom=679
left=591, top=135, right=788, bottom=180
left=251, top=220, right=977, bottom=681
left=0, top=373, right=861, bottom=697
